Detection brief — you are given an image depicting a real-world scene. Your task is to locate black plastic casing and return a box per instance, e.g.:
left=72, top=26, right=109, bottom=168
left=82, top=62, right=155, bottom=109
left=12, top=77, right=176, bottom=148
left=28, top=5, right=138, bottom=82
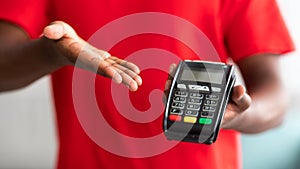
left=163, top=60, right=236, bottom=144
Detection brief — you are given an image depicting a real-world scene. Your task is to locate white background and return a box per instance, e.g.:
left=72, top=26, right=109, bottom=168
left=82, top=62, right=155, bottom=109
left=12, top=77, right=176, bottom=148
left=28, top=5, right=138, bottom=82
left=0, top=0, right=299, bottom=168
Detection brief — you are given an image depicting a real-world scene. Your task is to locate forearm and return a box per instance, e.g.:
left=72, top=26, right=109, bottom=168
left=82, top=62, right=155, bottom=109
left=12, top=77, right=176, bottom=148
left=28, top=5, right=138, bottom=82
left=0, top=20, right=142, bottom=92
left=231, top=84, right=288, bottom=133
left=228, top=54, right=288, bottom=133
left=0, top=22, right=67, bottom=91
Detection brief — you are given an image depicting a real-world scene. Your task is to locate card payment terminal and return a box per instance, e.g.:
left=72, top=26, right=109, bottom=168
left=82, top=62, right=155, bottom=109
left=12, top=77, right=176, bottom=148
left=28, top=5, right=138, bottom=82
left=163, top=60, right=236, bottom=144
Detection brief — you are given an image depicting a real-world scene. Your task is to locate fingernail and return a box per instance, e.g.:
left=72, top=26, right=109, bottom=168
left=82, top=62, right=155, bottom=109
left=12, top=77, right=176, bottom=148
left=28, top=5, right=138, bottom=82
left=128, top=83, right=138, bottom=91
left=135, top=76, right=142, bottom=86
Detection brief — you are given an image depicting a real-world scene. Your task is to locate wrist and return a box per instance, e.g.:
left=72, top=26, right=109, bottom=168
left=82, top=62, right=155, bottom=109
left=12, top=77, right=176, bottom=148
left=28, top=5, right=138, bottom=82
left=38, top=37, right=71, bottom=69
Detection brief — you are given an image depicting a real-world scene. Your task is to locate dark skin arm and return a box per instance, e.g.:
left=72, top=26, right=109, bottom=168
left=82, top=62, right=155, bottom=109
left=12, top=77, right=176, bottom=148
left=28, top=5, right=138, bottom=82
left=165, top=54, right=287, bottom=134
left=222, top=54, right=288, bottom=133
left=0, top=20, right=142, bottom=92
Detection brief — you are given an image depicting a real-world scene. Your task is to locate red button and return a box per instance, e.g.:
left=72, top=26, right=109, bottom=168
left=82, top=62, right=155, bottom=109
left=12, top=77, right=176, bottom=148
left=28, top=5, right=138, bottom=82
left=169, top=115, right=182, bottom=121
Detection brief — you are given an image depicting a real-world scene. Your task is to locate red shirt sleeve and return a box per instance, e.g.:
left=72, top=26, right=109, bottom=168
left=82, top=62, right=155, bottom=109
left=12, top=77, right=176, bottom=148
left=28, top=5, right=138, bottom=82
left=0, top=0, right=52, bottom=38
left=223, top=0, right=295, bottom=62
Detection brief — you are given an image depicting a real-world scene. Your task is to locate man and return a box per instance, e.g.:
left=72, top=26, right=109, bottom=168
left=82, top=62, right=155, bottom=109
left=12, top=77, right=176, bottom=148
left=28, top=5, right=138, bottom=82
left=0, top=0, right=294, bottom=168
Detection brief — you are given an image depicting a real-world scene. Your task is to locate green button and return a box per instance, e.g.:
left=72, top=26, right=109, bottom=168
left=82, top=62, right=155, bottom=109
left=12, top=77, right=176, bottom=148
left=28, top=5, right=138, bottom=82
left=199, top=118, right=212, bottom=125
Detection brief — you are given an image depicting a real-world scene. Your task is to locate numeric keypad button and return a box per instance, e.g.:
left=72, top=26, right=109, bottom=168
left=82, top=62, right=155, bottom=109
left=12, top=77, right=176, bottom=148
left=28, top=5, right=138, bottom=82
left=204, top=100, right=217, bottom=106
left=190, top=93, right=203, bottom=99
left=175, top=91, right=188, bottom=97
left=187, top=104, right=200, bottom=110
left=170, top=108, right=183, bottom=115
left=202, top=106, right=216, bottom=112
left=206, top=94, right=219, bottom=100
left=201, top=112, right=214, bottom=118
left=172, top=102, right=185, bottom=109
left=188, top=98, right=202, bottom=104
left=173, top=96, right=186, bottom=103
left=185, top=110, right=198, bottom=116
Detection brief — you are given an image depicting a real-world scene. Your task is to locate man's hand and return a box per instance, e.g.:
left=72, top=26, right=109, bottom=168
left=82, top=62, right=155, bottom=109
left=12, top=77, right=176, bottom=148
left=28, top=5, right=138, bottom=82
left=221, top=85, right=251, bottom=129
left=163, top=63, right=252, bottom=130
left=43, top=21, right=142, bottom=91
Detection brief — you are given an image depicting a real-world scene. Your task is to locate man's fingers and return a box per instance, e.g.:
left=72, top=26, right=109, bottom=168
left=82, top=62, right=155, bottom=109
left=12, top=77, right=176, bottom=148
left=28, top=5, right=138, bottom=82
left=112, top=63, right=142, bottom=86
left=110, top=56, right=140, bottom=74
left=117, top=69, right=139, bottom=91
left=105, top=58, right=142, bottom=86
left=231, top=85, right=252, bottom=112
left=93, top=58, right=121, bottom=83
left=96, top=58, right=141, bottom=91
left=164, top=64, right=177, bottom=91
left=74, top=44, right=142, bottom=90
left=163, top=64, right=177, bottom=104
left=163, top=79, right=172, bottom=104
left=222, top=85, right=251, bottom=129
left=168, top=64, right=177, bottom=79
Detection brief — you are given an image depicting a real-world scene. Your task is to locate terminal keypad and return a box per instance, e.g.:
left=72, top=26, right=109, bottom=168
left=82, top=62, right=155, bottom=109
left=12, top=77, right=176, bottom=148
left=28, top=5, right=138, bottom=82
left=169, top=84, right=221, bottom=125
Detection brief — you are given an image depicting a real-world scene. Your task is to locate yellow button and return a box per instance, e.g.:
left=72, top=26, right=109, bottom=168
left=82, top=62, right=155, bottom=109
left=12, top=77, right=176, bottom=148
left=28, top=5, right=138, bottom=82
left=184, top=116, right=197, bottom=123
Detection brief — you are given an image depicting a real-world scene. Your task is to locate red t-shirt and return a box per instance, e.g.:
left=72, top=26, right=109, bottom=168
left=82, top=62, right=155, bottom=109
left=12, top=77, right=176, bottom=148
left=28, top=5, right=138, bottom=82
left=0, top=0, right=294, bottom=169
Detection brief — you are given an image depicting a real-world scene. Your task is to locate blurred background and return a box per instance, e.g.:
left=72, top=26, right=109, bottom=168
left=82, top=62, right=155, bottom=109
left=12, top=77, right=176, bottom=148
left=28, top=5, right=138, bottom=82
left=0, top=0, right=299, bottom=168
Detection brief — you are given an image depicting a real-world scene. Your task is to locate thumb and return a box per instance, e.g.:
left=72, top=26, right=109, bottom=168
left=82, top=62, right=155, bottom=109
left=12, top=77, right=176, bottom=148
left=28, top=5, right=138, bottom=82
left=43, top=21, right=78, bottom=40
left=231, top=85, right=252, bottom=112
